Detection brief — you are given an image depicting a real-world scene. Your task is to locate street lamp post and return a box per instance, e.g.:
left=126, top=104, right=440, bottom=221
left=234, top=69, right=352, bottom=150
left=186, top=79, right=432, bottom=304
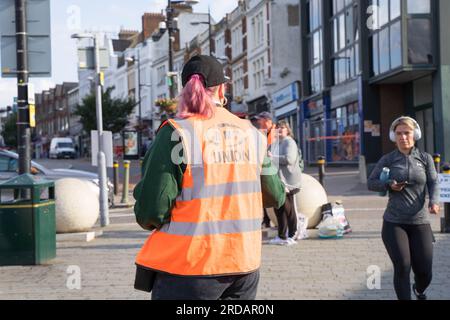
left=167, top=0, right=176, bottom=99
left=15, top=0, right=31, bottom=176
left=71, top=33, right=109, bottom=227
left=190, top=6, right=212, bottom=56
left=166, top=0, right=199, bottom=98
left=126, top=53, right=143, bottom=155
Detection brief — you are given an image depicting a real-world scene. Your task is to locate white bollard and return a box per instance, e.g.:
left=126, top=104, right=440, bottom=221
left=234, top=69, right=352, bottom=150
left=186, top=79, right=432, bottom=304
left=267, top=173, right=328, bottom=229
left=55, top=178, right=100, bottom=233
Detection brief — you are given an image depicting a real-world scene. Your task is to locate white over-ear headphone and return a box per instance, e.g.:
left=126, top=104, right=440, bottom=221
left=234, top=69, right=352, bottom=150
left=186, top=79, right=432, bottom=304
left=389, top=116, right=422, bottom=142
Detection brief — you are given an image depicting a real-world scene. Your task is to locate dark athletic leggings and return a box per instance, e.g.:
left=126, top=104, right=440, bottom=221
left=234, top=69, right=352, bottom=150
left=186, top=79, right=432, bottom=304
left=381, top=221, right=434, bottom=300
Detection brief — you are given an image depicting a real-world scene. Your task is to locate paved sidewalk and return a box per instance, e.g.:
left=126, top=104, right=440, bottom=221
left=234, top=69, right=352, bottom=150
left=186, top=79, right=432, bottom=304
left=1, top=167, right=449, bottom=300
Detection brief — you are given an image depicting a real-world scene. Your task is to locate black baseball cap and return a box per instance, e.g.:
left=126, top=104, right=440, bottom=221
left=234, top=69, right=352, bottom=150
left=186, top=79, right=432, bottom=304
left=181, top=55, right=229, bottom=88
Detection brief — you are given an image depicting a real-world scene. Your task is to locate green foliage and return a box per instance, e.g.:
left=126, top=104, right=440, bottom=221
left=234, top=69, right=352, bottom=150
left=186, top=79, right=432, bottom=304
left=74, top=87, right=135, bottom=134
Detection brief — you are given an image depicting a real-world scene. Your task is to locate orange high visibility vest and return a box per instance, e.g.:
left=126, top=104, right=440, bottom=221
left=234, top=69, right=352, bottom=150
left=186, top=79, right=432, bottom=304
left=136, top=107, right=266, bottom=276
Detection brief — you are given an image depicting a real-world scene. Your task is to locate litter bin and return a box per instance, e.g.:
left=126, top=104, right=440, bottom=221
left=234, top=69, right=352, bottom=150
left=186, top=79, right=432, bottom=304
left=0, top=174, right=56, bottom=266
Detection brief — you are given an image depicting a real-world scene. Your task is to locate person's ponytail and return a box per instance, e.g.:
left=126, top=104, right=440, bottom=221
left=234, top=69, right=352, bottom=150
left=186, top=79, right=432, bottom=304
left=177, top=74, right=215, bottom=119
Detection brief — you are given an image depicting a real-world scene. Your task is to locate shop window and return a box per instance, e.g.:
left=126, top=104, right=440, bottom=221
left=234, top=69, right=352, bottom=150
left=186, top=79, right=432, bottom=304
left=408, top=19, right=432, bottom=64
left=407, top=0, right=430, bottom=14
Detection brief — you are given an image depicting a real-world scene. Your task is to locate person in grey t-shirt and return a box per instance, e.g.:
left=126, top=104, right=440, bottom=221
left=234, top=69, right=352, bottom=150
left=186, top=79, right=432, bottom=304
left=268, top=120, right=303, bottom=246
left=368, top=116, right=440, bottom=300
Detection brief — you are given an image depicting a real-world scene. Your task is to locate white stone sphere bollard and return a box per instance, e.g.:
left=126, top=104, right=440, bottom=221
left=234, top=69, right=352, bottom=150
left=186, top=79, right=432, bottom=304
left=55, top=178, right=100, bottom=233
left=266, top=173, right=328, bottom=229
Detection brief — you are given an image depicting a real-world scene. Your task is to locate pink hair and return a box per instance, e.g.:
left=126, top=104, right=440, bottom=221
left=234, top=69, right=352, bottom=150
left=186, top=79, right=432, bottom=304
left=176, top=74, right=216, bottom=119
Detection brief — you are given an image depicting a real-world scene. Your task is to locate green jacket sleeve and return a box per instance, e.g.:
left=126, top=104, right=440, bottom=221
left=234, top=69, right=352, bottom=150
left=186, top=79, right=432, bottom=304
left=133, top=125, right=184, bottom=231
left=260, top=155, right=286, bottom=209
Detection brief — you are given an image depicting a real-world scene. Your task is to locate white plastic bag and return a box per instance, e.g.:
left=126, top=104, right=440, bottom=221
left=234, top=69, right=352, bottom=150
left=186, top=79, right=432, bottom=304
left=295, top=213, right=309, bottom=240
left=317, top=217, right=344, bottom=239
left=332, top=201, right=352, bottom=234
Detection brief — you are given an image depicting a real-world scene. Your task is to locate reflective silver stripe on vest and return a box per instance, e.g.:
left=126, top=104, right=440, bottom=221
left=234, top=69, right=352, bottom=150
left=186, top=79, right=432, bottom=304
left=176, top=166, right=261, bottom=201
left=159, top=218, right=262, bottom=236
left=177, top=180, right=262, bottom=201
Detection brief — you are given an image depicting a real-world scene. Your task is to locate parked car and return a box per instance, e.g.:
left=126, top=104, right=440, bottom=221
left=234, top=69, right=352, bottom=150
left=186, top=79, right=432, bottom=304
left=49, top=137, right=76, bottom=159
left=0, top=150, right=114, bottom=207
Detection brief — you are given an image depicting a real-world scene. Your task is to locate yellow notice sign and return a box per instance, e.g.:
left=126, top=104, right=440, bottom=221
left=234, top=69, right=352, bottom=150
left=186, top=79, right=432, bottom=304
left=29, top=104, right=36, bottom=127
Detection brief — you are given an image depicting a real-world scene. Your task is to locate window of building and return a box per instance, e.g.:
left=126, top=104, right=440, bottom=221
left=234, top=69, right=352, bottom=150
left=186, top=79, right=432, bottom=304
left=390, top=21, right=402, bottom=68
left=332, top=0, right=359, bottom=85
left=391, top=0, right=401, bottom=19
left=369, top=0, right=403, bottom=77
left=330, top=102, right=360, bottom=162
left=309, top=0, right=322, bottom=31
left=253, top=57, right=265, bottom=90
left=407, top=18, right=432, bottom=64
left=288, top=5, right=300, bottom=26
left=306, top=0, right=323, bottom=95
left=215, top=33, right=225, bottom=57
left=232, top=24, right=243, bottom=57
left=251, top=11, right=264, bottom=49
left=157, top=65, right=166, bottom=86
left=407, top=0, right=430, bottom=14
left=233, top=64, right=245, bottom=97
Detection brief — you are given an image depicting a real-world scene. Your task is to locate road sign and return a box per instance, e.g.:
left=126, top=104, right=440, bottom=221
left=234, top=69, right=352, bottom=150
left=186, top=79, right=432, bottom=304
left=27, top=83, right=35, bottom=104
left=0, top=0, right=51, bottom=77
left=29, top=104, right=36, bottom=127
left=91, top=130, right=114, bottom=168
left=77, top=47, right=110, bottom=70
left=439, top=174, right=450, bottom=203
left=1, top=35, right=51, bottom=77
left=0, top=0, right=50, bottom=36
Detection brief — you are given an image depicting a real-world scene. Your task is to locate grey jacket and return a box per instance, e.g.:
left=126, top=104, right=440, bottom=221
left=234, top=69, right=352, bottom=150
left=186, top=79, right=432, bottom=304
left=270, top=136, right=302, bottom=191
left=367, top=147, right=439, bottom=225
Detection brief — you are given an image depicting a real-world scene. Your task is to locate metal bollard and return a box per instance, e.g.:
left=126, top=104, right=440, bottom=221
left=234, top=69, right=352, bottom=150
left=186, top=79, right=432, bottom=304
left=113, top=160, right=119, bottom=196
left=140, top=157, right=144, bottom=179
left=317, top=156, right=326, bottom=186
left=441, top=163, right=450, bottom=233
left=121, top=160, right=130, bottom=204
left=433, top=153, right=441, bottom=173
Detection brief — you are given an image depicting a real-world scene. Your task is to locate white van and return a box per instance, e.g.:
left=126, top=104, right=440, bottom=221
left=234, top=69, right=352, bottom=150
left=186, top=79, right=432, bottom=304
left=49, top=137, right=76, bottom=159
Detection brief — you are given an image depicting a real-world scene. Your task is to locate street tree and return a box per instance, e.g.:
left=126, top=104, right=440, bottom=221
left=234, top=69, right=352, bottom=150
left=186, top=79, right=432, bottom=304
left=74, top=86, right=135, bottom=134
left=2, top=112, right=18, bottom=147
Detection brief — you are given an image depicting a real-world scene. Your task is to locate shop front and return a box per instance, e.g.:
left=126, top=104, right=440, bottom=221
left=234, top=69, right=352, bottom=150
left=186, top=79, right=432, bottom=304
left=272, top=82, right=301, bottom=142
left=302, top=95, right=328, bottom=164
left=328, top=78, right=361, bottom=164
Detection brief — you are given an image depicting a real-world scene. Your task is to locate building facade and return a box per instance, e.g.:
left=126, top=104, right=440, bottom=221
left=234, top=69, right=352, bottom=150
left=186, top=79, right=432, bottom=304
left=35, top=82, right=78, bottom=158
left=299, top=0, right=450, bottom=165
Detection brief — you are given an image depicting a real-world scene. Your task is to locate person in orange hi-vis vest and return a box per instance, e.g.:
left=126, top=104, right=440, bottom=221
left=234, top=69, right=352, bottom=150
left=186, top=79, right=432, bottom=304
left=133, top=55, right=286, bottom=300
left=255, top=111, right=277, bottom=147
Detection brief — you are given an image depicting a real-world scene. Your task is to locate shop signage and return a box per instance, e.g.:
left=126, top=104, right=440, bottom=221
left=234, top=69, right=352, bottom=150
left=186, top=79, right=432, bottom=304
left=272, top=82, right=300, bottom=109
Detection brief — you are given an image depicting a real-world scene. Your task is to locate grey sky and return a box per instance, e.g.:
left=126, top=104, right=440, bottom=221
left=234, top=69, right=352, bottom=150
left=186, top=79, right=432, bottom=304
left=0, top=0, right=238, bottom=109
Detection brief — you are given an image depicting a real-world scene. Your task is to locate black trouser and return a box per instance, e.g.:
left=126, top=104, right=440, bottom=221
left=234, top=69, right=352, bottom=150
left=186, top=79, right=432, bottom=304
left=262, top=208, right=271, bottom=228
left=381, top=221, right=434, bottom=300
left=274, top=192, right=298, bottom=239
left=151, top=270, right=260, bottom=300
